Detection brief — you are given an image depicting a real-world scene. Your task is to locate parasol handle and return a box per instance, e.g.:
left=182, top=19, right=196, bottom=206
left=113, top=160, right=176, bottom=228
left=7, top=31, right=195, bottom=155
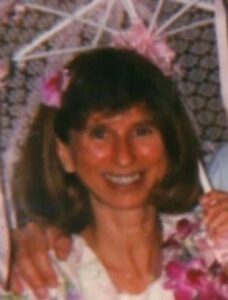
left=198, top=160, right=212, bottom=193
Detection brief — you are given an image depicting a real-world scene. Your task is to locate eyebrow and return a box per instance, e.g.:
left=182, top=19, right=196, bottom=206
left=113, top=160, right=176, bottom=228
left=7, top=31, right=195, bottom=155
left=85, top=118, right=157, bottom=129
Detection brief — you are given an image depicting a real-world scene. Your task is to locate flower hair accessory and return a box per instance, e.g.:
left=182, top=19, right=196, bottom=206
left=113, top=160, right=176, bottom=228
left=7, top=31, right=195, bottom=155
left=41, top=22, right=178, bottom=108
left=113, top=21, right=179, bottom=77
left=41, top=69, right=70, bottom=108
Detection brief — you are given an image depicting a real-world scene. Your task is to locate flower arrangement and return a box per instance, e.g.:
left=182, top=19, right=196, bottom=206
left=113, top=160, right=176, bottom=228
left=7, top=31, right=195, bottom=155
left=162, top=214, right=228, bottom=300
left=41, top=21, right=179, bottom=109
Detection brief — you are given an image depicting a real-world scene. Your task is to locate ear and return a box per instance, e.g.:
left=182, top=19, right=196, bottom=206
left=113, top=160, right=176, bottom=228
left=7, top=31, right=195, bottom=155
left=56, top=139, right=75, bottom=173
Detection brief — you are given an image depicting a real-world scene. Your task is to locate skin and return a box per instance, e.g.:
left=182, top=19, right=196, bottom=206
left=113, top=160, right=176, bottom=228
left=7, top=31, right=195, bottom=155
left=58, top=104, right=169, bottom=210
left=10, top=224, right=72, bottom=298
left=10, top=105, right=228, bottom=298
left=12, top=104, right=169, bottom=297
left=201, top=191, right=228, bottom=242
left=57, top=104, right=168, bottom=293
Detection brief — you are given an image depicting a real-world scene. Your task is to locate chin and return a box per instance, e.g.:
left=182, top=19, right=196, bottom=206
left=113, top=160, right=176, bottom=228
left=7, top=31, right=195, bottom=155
left=104, top=197, right=150, bottom=210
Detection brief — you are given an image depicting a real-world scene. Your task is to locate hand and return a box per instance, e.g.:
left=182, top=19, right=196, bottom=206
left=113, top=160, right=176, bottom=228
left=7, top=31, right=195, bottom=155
left=10, top=222, right=72, bottom=299
left=201, top=190, right=228, bottom=243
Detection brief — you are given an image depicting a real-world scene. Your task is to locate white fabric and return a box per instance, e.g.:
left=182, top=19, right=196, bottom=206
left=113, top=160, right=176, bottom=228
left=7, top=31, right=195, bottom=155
left=1, top=234, right=174, bottom=299
left=118, top=280, right=174, bottom=300
left=51, top=235, right=174, bottom=300
left=209, top=143, right=228, bottom=192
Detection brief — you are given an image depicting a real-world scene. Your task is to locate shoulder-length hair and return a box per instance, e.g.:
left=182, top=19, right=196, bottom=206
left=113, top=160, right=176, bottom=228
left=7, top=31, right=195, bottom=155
left=13, top=48, right=201, bottom=233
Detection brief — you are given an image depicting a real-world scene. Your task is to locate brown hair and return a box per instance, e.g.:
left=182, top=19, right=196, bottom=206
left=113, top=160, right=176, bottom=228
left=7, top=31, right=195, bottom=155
left=13, top=48, right=201, bottom=233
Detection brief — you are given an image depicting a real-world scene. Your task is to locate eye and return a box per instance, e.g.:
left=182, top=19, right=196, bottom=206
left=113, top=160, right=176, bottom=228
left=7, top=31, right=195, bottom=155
left=134, top=124, right=154, bottom=136
left=89, top=125, right=108, bottom=139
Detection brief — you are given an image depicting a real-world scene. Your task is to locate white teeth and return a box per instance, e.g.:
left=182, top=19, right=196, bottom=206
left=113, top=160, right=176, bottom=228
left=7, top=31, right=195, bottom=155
left=104, top=173, right=141, bottom=185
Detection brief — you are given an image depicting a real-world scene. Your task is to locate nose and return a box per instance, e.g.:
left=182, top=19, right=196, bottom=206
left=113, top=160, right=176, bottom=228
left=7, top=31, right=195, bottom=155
left=115, top=137, right=135, bottom=167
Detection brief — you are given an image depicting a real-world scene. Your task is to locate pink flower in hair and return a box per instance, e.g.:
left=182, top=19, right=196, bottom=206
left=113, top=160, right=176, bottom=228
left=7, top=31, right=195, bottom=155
left=0, top=59, right=10, bottom=90
left=0, top=0, right=26, bottom=24
left=113, top=21, right=179, bottom=76
left=41, top=70, right=70, bottom=108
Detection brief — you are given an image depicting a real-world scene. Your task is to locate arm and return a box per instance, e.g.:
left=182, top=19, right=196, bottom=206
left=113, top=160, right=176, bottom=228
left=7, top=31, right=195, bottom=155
left=10, top=222, right=72, bottom=299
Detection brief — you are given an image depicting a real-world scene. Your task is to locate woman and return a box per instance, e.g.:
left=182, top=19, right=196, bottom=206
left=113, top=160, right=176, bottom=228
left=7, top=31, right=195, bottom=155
left=7, top=48, right=228, bottom=299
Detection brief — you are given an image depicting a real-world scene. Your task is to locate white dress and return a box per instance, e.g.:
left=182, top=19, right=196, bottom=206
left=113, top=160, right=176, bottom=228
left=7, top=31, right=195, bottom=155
left=0, top=234, right=174, bottom=300
left=2, top=213, right=226, bottom=299
left=49, top=235, right=175, bottom=300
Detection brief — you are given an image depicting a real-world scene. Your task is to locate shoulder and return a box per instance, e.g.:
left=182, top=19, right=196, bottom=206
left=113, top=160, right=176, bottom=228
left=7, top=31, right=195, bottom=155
left=50, top=234, right=93, bottom=286
left=50, top=234, right=117, bottom=299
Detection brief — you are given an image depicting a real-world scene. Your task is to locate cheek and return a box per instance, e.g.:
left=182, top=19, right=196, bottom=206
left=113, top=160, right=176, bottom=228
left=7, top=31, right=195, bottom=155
left=72, top=141, right=112, bottom=166
left=135, top=137, right=167, bottom=163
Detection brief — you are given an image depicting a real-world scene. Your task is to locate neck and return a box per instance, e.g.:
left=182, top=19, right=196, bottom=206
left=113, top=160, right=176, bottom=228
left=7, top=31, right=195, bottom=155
left=89, top=203, right=159, bottom=245
left=81, top=201, right=162, bottom=294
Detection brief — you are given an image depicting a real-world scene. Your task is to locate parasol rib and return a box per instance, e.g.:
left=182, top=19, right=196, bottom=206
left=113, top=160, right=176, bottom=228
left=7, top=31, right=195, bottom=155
left=92, top=0, right=115, bottom=46
left=14, top=0, right=106, bottom=62
left=148, top=0, right=165, bottom=33
left=157, top=0, right=201, bottom=36
left=13, top=46, right=98, bottom=62
left=170, top=0, right=214, bottom=12
left=167, top=18, right=214, bottom=36
left=0, top=179, right=10, bottom=285
left=25, top=3, right=117, bottom=35
left=25, top=3, right=70, bottom=17
left=121, top=0, right=138, bottom=22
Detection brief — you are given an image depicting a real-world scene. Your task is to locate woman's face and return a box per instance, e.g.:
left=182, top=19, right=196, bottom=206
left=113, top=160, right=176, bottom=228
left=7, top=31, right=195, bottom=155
left=58, top=104, right=169, bottom=210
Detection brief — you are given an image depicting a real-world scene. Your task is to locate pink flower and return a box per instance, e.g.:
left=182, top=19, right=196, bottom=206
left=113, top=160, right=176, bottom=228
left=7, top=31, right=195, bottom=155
left=194, top=236, right=215, bottom=267
left=163, top=215, right=228, bottom=299
left=176, top=218, right=199, bottom=239
left=113, top=21, right=180, bottom=76
left=0, top=59, right=10, bottom=90
left=0, top=0, right=25, bottom=24
left=0, top=59, right=10, bottom=80
left=165, top=259, right=216, bottom=300
left=41, top=70, right=70, bottom=108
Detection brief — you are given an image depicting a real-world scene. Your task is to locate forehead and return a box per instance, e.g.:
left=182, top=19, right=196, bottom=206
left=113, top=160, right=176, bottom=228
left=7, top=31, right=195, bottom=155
left=85, top=104, right=154, bottom=127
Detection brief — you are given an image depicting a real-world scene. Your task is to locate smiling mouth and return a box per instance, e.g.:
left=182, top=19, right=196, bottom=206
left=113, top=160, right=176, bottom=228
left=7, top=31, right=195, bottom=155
left=104, top=173, right=142, bottom=185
